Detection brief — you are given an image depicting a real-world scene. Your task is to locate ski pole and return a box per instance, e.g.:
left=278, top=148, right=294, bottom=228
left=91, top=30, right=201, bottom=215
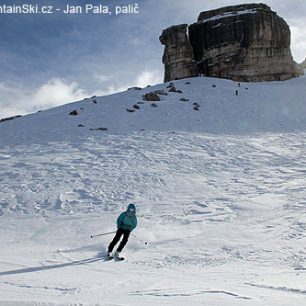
left=131, top=233, right=148, bottom=245
left=90, top=231, right=116, bottom=238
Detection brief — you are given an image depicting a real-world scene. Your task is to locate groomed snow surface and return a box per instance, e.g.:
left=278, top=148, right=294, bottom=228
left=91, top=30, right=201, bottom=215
left=1, top=75, right=306, bottom=305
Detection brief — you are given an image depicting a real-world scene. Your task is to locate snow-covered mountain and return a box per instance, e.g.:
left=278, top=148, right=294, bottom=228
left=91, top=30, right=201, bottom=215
left=1, top=75, right=306, bottom=146
left=1, top=76, right=306, bottom=305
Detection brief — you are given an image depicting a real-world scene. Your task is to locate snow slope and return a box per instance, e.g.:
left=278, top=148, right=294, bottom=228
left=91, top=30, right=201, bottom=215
left=0, top=76, right=306, bottom=305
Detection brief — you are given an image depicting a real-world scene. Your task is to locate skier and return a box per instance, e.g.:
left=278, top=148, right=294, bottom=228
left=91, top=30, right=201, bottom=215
left=107, top=203, right=137, bottom=260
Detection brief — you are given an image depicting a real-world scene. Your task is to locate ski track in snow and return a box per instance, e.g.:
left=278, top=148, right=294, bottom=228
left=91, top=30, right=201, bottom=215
left=0, top=76, right=306, bottom=305
left=130, top=287, right=252, bottom=299
left=245, top=282, right=306, bottom=295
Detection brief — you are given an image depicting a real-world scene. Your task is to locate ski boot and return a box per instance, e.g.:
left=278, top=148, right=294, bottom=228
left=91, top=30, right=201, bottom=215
left=115, top=251, right=124, bottom=261
left=106, top=251, right=113, bottom=260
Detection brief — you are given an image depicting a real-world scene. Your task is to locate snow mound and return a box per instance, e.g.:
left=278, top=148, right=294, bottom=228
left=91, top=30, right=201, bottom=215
left=1, top=75, right=306, bottom=146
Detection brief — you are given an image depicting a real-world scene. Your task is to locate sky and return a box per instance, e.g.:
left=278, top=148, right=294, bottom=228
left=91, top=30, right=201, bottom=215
left=0, top=0, right=306, bottom=118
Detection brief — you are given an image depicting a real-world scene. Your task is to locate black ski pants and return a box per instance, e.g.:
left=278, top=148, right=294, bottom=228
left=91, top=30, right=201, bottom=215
left=108, top=228, right=130, bottom=253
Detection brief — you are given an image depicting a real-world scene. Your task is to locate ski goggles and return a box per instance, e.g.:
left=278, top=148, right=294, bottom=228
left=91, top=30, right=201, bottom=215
left=128, top=208, right=135, bottom=213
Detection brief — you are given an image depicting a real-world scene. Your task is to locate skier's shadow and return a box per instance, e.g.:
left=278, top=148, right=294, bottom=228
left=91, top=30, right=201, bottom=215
left=0, top=252, right=106, bottom=276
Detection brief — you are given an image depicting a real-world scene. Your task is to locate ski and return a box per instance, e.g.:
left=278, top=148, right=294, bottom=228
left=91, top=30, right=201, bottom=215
left=104, top=255, right=113, bottom=261
left=103, top=256, right=124, bottom=262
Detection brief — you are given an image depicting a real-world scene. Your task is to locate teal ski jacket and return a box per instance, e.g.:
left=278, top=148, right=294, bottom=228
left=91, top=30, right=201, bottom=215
left=117, top=203, right=137, bottom=232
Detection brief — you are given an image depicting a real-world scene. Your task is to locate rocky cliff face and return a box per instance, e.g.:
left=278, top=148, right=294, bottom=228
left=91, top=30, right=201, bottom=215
left=159, top=24, right=198, bottom=82
left=160, top=3, right=296, bottom=82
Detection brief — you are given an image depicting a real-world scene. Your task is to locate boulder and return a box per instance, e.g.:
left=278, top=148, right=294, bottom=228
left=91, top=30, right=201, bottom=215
left=167, top=82, right=175, bottom=88
left=90, top=127, right=108, bottom=131
left=143, top=91, right=161, bottom=101
left=128, top=86, right=142, bottom=91
left=69, top=110, right=78, bottom=116
left=169, top=86, right=177, bottom=93
left=169, top=86, right=183, bottom=93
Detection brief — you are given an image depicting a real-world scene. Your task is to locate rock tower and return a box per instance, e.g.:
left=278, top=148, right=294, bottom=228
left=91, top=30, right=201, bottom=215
left=160, top=3, right=296, bottom=82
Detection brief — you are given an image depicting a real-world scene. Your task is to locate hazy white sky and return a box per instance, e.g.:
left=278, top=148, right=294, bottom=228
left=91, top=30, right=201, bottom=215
left=0, top=0, right=305, bottom=118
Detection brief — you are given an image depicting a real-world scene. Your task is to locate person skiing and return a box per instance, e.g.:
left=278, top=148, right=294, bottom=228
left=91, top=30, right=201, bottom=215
left=107, top=203, right=137, bottom=260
